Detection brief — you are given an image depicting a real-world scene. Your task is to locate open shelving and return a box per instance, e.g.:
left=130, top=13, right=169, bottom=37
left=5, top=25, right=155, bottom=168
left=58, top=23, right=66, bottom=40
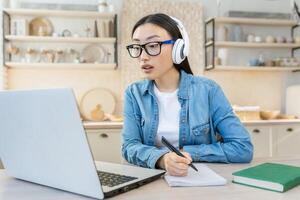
left=204, top=17, right=300, bottom=72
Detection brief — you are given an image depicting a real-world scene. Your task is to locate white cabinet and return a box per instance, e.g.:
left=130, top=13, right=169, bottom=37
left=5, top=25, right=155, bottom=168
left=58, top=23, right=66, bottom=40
left=86, top=128, right=122, bottom=164
left=245, top=122, right=300, bottom=158
left=246, top=125, right=272, bottom=158
left=273, top=124, right=300, bottom=157
left=83, top=121, right=300, bottom=164
left=84, top=122, right=300, bottom=164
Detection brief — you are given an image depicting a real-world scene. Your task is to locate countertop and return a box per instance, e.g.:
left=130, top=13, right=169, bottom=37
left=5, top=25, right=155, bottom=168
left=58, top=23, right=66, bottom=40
left=83, top=119, right=300, bottom=129
left=1, top=157, right=300, bottom=200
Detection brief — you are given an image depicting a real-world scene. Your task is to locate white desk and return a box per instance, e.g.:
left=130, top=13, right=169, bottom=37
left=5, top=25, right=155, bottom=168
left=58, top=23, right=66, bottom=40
left=1, top=157, right=300, bottom=200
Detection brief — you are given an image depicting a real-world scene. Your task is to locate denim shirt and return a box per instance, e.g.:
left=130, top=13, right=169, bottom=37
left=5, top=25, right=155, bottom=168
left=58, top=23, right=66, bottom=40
left=122, top=70, right=253, bottom=169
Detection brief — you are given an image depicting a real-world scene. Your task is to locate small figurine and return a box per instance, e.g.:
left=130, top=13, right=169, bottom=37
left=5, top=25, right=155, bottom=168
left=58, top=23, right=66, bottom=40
left=91, top=104, right=105, bottom=121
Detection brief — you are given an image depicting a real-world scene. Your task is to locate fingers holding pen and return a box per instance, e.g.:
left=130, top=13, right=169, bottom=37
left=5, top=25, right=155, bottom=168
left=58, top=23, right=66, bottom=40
left=181, top=152, right=192, bottom=163
left=163, top=152, right=191, bottom=176
left=170, top=152, right=191, bottom=165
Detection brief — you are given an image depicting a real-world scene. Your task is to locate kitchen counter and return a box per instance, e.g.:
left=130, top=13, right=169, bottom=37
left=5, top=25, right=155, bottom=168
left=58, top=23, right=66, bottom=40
left=83, top=119, right=300, bottom=129
left=83, top=121, right=123, bottom=129
left=242, top=119, right=300, bottom=125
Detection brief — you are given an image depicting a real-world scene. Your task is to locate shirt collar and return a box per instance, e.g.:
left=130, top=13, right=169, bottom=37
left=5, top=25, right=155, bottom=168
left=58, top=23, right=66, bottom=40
left=142, top=70, right=190, bottom=100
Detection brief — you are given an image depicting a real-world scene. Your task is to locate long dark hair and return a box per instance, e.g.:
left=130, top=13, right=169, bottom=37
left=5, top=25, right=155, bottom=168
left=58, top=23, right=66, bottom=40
left=131, top=13, right=193, bottom=75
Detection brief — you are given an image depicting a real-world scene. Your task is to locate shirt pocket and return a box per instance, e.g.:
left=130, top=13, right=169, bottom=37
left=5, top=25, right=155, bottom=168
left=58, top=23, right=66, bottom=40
left=191, top=123, right=211, bottom=144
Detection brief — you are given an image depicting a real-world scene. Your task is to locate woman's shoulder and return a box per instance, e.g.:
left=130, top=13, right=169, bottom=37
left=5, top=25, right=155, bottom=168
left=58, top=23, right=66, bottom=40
left=189, top=74, right=220, bottom=89
left=125, top=79, right=149, bottom=94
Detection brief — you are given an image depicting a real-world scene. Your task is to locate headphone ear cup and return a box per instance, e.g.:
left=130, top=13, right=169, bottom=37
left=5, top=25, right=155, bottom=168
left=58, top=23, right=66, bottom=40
left=172, top=39, right=185, bottom=64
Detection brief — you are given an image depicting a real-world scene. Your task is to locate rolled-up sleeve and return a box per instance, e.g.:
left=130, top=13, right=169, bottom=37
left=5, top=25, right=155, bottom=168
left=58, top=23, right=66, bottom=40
left=183, top=84, right=253, bottom=163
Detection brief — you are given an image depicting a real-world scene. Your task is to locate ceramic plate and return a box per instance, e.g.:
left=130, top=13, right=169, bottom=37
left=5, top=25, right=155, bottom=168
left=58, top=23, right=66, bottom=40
left=81, top=44, right=107, bottom=63
left=29, top=17, right=53, bottom=36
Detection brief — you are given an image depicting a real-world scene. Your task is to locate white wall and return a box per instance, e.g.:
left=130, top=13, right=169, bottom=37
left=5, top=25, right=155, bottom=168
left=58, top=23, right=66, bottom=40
left=14, top=0, right=296, bottom=15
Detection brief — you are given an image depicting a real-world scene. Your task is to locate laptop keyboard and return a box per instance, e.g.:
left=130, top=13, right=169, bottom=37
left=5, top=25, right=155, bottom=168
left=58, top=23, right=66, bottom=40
left=97, top=171, right=138, bottom=187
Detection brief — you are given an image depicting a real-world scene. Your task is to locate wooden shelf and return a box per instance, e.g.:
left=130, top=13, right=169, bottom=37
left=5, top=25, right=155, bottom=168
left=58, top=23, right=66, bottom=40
left=5, top=35, right=116, bottom=43
left=213, top=41, right=300, bottom=48
left=205, top=65, right=300, bottom=71
left=206, top=17, right=298, bottom=26
left=5, top=62, right=117, bottom=70
left=3, top=8, right=115, bottom=18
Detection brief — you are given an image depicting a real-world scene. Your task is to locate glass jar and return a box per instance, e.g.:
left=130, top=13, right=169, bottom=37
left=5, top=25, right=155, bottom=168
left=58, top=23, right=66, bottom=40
left=98, top=0, right=108, bottom=13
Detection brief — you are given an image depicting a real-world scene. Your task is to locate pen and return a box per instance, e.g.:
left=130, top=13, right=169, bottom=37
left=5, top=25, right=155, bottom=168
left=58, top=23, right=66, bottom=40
left=161, top=136, right=198, bottom=172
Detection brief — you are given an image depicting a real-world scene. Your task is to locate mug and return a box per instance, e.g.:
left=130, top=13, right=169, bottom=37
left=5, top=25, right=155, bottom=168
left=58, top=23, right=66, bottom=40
left=254, top=36, right=262, bottom=43
left=265, top=35, right=275, bottom=43
left=276, top=36, right=286, bottom=43
left=247, top=34, right=255, bottom=43
left=249, top=58, right=259, bottom=66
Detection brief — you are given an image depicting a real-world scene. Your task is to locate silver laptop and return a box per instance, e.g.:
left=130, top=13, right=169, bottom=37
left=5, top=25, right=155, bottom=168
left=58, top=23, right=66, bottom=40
left=0, top=88, right=165, bottom=199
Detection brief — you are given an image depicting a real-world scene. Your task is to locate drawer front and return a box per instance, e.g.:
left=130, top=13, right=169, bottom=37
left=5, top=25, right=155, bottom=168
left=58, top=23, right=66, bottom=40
left=273, top=125, right=300, bottom=157
left=246, top=125, right=271, bottom=158
left=86, top=129, right=122, bottom=163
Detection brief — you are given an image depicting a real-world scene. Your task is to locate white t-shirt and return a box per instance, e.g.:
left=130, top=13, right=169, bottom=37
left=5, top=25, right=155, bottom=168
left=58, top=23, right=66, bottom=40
left=153, top=84, right=180, bottom=148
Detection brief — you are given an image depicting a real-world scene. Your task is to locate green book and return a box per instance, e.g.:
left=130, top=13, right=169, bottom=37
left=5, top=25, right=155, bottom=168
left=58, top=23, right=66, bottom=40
left=232, top=162, right=300, bottom=192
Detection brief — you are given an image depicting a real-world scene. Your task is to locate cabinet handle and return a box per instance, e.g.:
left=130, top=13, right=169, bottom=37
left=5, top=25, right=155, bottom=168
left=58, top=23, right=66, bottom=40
left=252, top=129, right=260, bottom=134
left=99, top=133, right=108, bottom=138
left=286, top=128, right=293, bottom=132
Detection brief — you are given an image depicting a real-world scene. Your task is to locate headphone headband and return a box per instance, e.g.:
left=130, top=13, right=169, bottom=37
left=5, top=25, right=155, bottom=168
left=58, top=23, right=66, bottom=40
left=170, top=16, right=189, bottom=57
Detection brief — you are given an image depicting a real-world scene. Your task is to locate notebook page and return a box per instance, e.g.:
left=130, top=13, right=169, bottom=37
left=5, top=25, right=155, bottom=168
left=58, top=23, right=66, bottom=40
left=164, top=163, right=227, bottom=187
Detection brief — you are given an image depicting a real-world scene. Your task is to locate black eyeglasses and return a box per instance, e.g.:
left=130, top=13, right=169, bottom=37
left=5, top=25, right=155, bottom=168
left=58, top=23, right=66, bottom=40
left=126, top=40, right=175, bottom=58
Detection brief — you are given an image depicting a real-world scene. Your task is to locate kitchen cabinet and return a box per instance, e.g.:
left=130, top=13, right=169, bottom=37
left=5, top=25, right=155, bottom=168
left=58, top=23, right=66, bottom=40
left=246, top=125, right=272, bottom=158
left=272, top=124, right=300, bottom=157
left=83, top=121, right=300, bottom=164
left=85, top=128, right=122, bottom=164
left=245, top=120, right=300, bottom=158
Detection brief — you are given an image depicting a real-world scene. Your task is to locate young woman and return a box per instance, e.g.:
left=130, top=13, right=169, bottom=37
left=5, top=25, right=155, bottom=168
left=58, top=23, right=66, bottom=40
left=122, top=13, right=253, bottom=176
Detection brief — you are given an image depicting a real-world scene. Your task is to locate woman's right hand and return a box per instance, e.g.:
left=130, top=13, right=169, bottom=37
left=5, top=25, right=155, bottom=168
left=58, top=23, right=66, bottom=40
left=158, top=152, right=192, bottom=176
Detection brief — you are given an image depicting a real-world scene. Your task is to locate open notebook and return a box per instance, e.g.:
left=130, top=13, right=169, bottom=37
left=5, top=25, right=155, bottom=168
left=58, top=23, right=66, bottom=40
left=164, top=164, right=227, bottom=187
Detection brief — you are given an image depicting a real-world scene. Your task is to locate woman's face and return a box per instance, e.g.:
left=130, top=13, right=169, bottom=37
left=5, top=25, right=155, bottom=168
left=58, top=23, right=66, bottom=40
left=131, top=23, right=175, bottom=80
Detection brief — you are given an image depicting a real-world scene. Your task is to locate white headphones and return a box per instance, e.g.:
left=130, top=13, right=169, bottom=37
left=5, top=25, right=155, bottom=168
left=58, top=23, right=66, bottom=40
left=170, top=16, right=190, bottom=64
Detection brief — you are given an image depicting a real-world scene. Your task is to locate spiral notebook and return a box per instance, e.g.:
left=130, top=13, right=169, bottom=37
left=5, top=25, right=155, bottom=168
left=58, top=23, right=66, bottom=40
left=164, top=164, right=227, bottom=187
